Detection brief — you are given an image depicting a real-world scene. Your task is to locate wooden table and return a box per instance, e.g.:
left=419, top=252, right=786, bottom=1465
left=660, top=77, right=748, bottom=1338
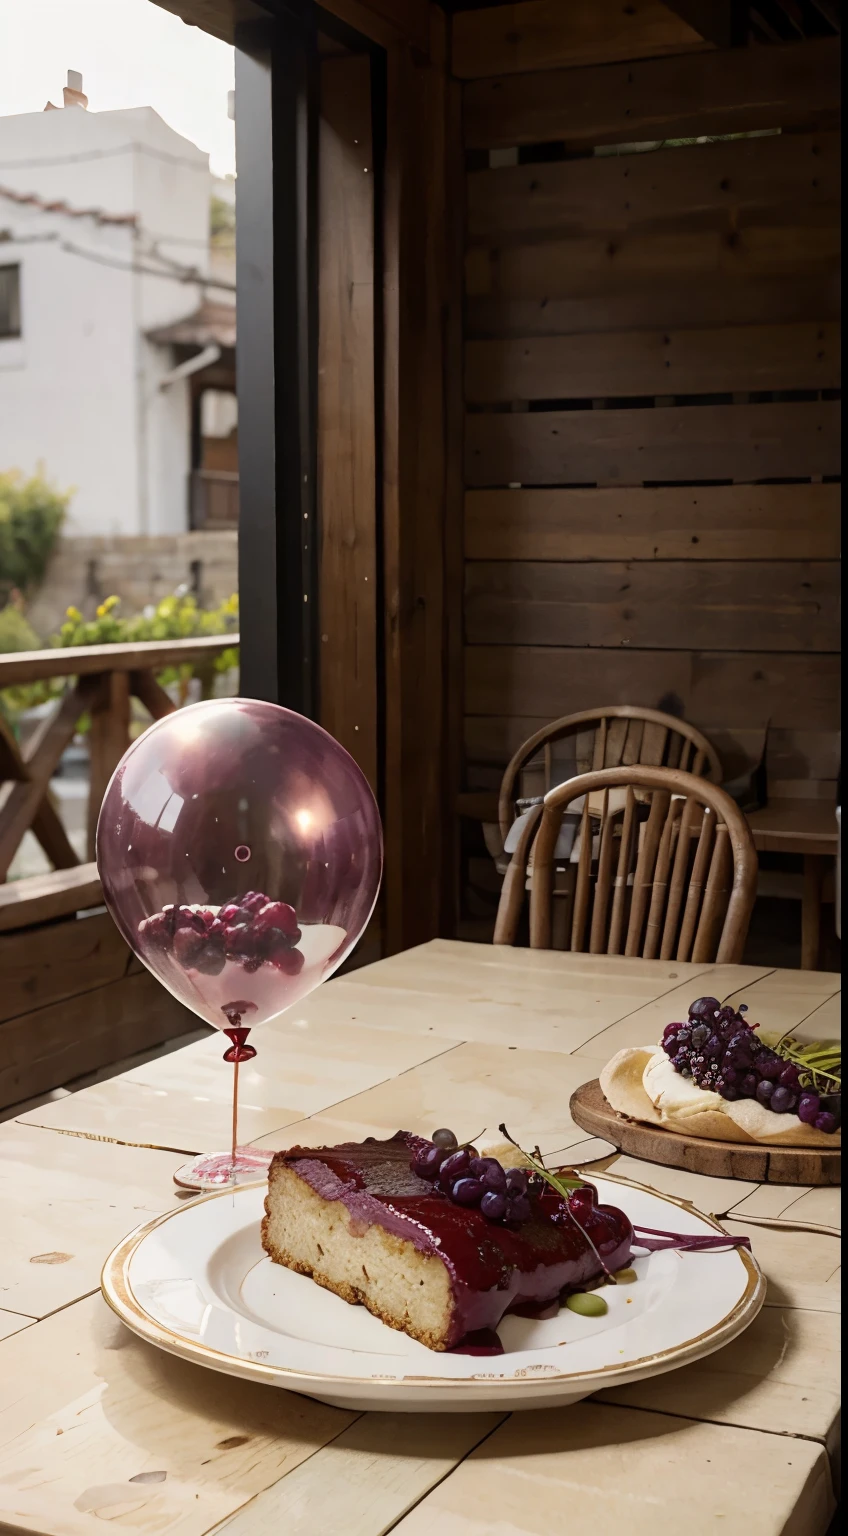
left=746, top=798, right=839, bottom=970
left=0, top=942, right=840, bottom=1536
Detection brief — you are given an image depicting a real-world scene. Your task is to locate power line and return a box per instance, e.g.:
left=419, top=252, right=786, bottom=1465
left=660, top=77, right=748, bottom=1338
left=0, top=226, right=235, bottom=293
left=60, top=238, right=235, bottom=292
left=0, top=140, right=223, bottom=173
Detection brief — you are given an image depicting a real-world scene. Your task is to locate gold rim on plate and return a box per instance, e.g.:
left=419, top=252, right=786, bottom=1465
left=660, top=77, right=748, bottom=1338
left=101, top=1170, right=764, bottom=1392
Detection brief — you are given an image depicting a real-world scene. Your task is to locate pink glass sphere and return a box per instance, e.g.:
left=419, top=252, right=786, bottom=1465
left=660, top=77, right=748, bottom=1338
left=96, top=698, right=382, bottom=1032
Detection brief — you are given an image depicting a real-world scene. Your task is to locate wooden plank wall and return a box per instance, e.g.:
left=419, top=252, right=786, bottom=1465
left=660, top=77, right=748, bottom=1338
left=0, top=912, right=196, bottom=1110
left=459, top=21, right=841, bottom=837
left=318, top=54, right=378, bottom=797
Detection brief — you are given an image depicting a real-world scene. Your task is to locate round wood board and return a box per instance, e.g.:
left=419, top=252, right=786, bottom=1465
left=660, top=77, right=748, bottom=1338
left=570, top=1079, right=841, bottom=1187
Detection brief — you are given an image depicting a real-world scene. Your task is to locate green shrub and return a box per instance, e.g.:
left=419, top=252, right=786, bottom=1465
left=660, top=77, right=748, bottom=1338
left=0, top=470, right=69, bottom=605
left=0, top=600, right=57, bottom=722
left=0, top=602, right=40, bottom=653
left=1, top=590, right=239, bottom=729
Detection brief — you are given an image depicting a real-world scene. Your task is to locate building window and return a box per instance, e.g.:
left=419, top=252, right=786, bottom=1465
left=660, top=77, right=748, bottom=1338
left=0, top=265, right=21, bottom=339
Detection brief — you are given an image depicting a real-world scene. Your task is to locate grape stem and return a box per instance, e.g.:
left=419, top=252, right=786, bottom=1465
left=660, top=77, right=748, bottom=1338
left=497, top=1123, right=616, bottom=1280
left=773, top=1033, right=841, bottom=1094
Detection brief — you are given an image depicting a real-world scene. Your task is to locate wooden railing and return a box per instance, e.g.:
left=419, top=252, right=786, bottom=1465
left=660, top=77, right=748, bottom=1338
left=0, top=635, right=239, bottom=881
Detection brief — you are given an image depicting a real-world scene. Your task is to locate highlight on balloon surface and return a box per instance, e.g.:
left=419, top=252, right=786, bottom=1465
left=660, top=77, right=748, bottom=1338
left=96, top=698, right=383, bottom=1189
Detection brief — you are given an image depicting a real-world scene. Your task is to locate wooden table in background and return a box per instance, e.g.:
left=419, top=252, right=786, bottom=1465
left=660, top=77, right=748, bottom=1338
left=747, top=798, right=839, bottom=970
left=0, top=941, right=840, bottom=1536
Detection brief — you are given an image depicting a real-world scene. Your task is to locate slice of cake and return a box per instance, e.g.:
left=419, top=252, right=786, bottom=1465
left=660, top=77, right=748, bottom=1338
left=261, top=1130, right=632, bottom=1351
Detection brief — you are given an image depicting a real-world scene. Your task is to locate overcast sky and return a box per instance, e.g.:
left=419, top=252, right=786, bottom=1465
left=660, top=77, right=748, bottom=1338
left=0, top=0, right=236, bottom=176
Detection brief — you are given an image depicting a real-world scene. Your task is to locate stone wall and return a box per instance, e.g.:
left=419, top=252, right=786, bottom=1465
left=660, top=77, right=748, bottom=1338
left=27, top=532, right=238, bottom=639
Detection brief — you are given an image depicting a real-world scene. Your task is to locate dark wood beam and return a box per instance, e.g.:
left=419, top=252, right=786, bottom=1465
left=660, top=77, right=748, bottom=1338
left=661, top=1, right=734, bottom=47
left=150, top=0, right=431, bottom=50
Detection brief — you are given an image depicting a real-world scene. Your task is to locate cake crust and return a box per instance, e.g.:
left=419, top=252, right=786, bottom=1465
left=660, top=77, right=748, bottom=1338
left=261, top=1132, right=633, bottom=1351
left=262, top=1163, right=455, bottom=1350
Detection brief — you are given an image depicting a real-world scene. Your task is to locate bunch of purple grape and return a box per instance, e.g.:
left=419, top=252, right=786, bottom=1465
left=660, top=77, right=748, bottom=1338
left=410, top=1129, right=533, bottom=1223
left=662, top=997, right=838, bottom=1134
left=138, top=891, right=304, bottom=978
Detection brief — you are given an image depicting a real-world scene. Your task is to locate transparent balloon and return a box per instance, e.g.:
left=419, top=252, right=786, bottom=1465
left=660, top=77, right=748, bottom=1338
left=96, top=698, right=383, bottom=1188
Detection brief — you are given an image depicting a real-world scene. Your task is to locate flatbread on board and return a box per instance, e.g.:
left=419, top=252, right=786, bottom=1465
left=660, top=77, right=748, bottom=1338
left=601, top=1047, right=839, bottom=1149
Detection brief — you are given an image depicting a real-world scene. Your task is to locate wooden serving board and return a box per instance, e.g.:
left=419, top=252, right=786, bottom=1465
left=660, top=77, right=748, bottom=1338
left=570, top=1079, right=840, bottom=1187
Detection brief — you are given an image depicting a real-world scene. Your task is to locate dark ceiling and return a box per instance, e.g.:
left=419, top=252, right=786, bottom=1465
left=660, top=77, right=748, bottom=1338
left=437, top=0, right=841, bottom=43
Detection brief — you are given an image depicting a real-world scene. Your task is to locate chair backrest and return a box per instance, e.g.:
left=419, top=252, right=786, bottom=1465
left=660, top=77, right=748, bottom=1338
left=498, top=764, right=757, bottom=965
left=498, top=705, right=723, bottom=845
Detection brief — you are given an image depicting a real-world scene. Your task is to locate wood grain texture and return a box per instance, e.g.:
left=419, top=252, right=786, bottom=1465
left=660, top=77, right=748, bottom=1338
left=0, top=862, right=103, bottom=931
left=466, top=222, right=841, bottom=304
left=318, top=56, right=378, bottom=796
left=464, top=647, right=841, bottom=730
left=464, top=400, right=841, bottom=486
left=571, top=1079, right=840, bottom=1185
left=0, top=678, right=98, bottom=879
left=452, top=0, right=711, bottom=80
left=444, top=74, right=467, bottom=942
left=130, top=669, right=177, bottom=720
left=0, top=969, right=195, bottom=1109
left=383, top=22, right=452, bottom=951
left=0, top=911, right=129, bottom=1023
left=0, top=1123, right=185, bottom=1318
left=388, top=1402, right=834, bottom=1535
left=467, top=720, right=839, bottom=786
left=465, top=321, right=840, bottom=402
left=747, top=797, right=839, bottom=855
left=252, top=1038, right=646, bottom=1161
left=468, top=131, right=840, bottom=239
left=322, top=0, right=430, bottom=52
left=467, top=273, right=842, bottom=339
left=213, top=1413, right=505, bottom=1536
left=87, top=670, right=131, bottom=859
left=464, top=484, right=841, bottom=561
left=0, top=633, right=238, bottom=688
left=463, top=35, right=841, bottom=149
left=0, top=939, right=839, bottom=1536
left=599, top=1302, right=841, bottom=1451
left=16, top=1013, right=460, bottom=1153
left=0, top=1291, right=353, bottom=1536
left=464, top=560, right=840, bottom=652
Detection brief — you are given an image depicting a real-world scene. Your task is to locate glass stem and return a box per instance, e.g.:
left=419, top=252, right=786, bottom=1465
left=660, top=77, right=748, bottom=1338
left=231, top=1057, right=240, bottom=1164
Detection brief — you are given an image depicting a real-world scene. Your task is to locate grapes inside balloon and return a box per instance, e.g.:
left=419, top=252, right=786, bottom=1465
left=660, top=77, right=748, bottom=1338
left=96, top=698, right=383, bottom=1190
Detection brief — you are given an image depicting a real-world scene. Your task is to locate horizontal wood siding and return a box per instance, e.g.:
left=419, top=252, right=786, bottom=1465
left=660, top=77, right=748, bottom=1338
left=466, top=322, right=840, bottom=401
left=452, top=0, right=711, bottom=80
left=456, top=26, right=841, bottom=877
left=467, top=132, right=839, bottom=239
left=465, top=485, right=842, bottom=561
left=465, top=562, right=840, bottom=652
left=464, top=35, right=841, bottom=149
left=466, top=648, right=840, bottom=731
left=465, top=401, right=841, bottom=485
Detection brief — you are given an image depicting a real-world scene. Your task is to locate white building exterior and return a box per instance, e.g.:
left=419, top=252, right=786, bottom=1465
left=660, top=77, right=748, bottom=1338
left=0, top=96, right=224, bottom=536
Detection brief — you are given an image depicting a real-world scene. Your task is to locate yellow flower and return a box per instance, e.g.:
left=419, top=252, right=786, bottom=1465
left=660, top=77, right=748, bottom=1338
left=66, top=605, right=82, bottom=621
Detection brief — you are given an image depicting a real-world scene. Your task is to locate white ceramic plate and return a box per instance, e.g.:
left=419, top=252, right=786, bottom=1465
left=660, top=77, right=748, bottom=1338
left=102, top=1173, right=764, bottom=1412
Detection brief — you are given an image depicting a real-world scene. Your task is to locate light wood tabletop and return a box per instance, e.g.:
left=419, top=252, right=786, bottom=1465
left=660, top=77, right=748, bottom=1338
left=1, top=940, right=840, bottom=1536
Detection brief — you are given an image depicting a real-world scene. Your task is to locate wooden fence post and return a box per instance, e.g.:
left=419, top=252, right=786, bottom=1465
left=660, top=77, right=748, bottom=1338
left=87, top=672, right=131, bottom=859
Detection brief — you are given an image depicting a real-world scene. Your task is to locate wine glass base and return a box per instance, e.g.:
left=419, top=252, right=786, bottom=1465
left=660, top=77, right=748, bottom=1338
left=173, top=1148, right=273, bottom=1192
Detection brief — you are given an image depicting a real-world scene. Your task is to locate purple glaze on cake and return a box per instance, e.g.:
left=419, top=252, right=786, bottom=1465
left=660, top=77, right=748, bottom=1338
left=276, top=1131, right=633, bottom=1346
